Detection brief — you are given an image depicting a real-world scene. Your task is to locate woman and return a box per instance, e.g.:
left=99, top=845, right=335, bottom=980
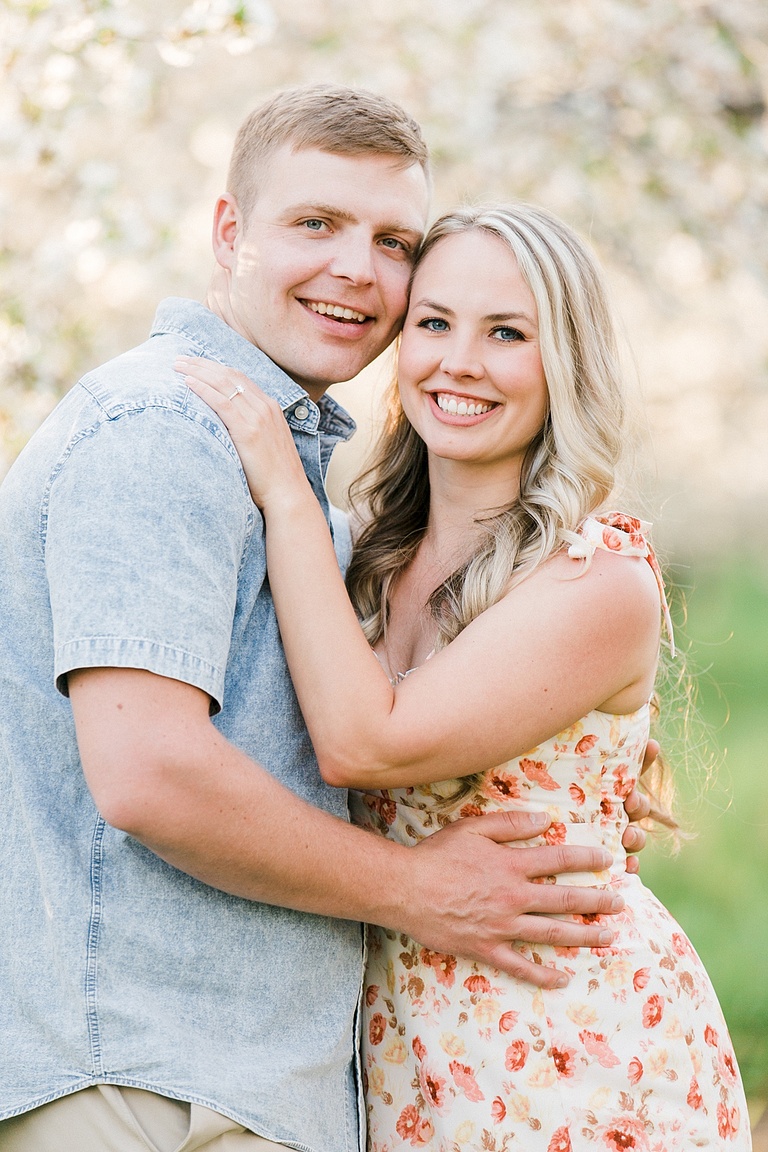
left=176, top=204, right=749, bottom=1150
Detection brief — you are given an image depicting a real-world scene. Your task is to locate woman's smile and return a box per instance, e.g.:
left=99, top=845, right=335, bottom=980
left=397, top=228, right=549, bottom=480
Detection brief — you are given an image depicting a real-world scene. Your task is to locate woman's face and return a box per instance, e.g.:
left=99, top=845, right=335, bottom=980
left=397, top=229, right=549, bottom=483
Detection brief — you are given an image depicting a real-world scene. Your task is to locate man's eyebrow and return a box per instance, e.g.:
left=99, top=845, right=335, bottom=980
left=283, top=203, right=423, bottom=238
left=283, top=202, right=355, bottom=222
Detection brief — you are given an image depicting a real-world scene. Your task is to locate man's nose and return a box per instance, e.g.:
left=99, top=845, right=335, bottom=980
left=328, top=228, right=376, bottom=285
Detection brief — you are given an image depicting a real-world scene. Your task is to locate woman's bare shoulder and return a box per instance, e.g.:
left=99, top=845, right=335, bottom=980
left=503, top=544, right=662, bottom=640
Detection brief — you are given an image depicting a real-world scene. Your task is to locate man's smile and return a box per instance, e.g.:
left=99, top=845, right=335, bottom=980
left=300, top=298, right=371, bottom=324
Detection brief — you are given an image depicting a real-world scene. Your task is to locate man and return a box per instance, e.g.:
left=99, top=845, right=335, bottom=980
left=0, top=85, right=650, bottom=1152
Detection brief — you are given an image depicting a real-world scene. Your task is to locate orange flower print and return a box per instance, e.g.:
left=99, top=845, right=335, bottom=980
left=419, top=948, right=457, bottom=988
left=612, top=764, right=633, bottom=799
left=547, top=1126, right=573, bottom=1152
left=671, top=932, right=694, bottom=959
left=491, top=1097, right=506, bottom=1124
left=407, top=974, right=425, bottom=999
left=369, top=1013, right=387, bottom=1045
left=498, top=1010, right=519, bottom=1033
left=520, top=758, right=560, bottom=790
left=504, top=1038, right=529, bottom=1071
left=575, top=733, right=598, bottom=754
left=366, top=795, right=397, bottom=825
left=686, top=1076, right=703, bottom=1110
left=641, top=994, right=664, bottom=1028
left=463, top=974, right=491, bottom=994
left=717, top=1102, right=741, bottom=1141
left=568, top=783, right=586, bottom=805
left=599, top=1115, right=650, bottom=1151
left=544, top=822, right=567, bottom=845
left=396, top=1105, right=422, bottom=1144
left=551, top=1044, right=577, bottom=1078
left=632, top=967, right=650, bottom=992
left=449, top=1060, right=485, bottom=1101
left=627, top=1056, right=643, bottom=1085
left=601, top=527, right=624, bottom=552
left=415, top=1118, right=435, bottom=1146
left=718, top=1045, right=739, bottom=1086
left=459, top=803, right=484, bottom=818
left=484, top=769, right=521, bottom=801
left=419, top=1063, right=447, bottom=1112
left=578, top=1031, right=621, bottom=1068
left=357, top=643, right=749, bottom=1152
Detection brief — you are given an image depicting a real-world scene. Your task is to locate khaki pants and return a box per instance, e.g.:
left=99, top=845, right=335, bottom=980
left=0, top=1087, right=288, bottom=1152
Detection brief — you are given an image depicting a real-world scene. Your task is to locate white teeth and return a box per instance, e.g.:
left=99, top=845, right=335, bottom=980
left=436, top=394, right=493, bottom=416
left=306, top=300, right=367, bottom=323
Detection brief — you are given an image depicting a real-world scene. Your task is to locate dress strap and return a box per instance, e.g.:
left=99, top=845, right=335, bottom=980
left=567, top=511, right=676, bottom=656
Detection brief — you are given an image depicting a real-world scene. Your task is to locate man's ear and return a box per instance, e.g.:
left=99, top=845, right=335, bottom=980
left=211, top=193, right=241, bottom=270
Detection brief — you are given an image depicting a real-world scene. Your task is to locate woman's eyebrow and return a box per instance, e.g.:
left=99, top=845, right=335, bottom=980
left=484, top=311, right=537, bottom=325
left=411, top=301, right=536, bottom=326
left=410, top=298, right=454, bottom=315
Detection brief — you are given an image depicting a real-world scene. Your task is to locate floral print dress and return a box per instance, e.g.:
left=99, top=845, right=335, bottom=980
left=350, top=515, right=750, bottom=1152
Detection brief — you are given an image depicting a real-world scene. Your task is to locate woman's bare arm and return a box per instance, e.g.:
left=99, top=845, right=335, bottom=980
left=177, top=358, right=661, bottom=791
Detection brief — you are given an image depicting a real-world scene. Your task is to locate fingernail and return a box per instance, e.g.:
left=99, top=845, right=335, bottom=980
left=610, top=896, right=625, bottom=912
left=531, top=812, right=549, bottom=828
left=555, top=975, right=568, bottom=988
left=600, top=851, right=613, bottom=868
left=599, top=929, right=614, bottom=945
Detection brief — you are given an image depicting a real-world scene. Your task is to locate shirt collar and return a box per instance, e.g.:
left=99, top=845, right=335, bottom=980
left=151, top=297, right=357, bottom=444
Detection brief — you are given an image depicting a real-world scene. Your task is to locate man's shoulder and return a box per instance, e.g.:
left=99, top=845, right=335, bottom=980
left=79, top=301, right=211, bottom=420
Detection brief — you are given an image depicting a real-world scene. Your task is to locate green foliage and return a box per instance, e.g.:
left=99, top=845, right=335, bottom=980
left=643, top=554, right=768, bottom=1101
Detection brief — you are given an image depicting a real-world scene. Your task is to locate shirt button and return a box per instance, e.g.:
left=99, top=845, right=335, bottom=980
left=294, top=404, right=310, bottom=422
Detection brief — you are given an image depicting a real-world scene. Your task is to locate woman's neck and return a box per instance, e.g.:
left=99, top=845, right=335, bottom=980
left=423, top=455, right=522, bottom=561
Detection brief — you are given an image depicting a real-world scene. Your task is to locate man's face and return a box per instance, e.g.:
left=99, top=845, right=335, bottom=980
left=218, top=146, right=430, bottom=402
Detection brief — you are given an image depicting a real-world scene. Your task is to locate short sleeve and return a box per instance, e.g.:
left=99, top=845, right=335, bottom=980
left=45, top=406, right=253, bottom=710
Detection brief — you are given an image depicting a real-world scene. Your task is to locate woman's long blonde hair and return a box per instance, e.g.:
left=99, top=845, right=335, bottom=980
left=346, top=202, right=677, bottom=829
left=347, top=202, right=627, bottom=647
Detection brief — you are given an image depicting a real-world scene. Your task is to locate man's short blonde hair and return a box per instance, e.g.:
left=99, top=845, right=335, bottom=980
left=227, top=84, right=430, bottom=220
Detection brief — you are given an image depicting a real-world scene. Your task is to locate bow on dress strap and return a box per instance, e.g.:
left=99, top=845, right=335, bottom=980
left=567, top=511, right=676, bottom=657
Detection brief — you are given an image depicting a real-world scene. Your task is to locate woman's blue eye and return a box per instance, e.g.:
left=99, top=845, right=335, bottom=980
left=493, top=326, right=524, bottom=341
left=418, top=317, right=449, bottom=332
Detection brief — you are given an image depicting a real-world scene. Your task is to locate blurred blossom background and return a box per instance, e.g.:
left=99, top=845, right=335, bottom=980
left=2, top=0, right=766, bottom=1127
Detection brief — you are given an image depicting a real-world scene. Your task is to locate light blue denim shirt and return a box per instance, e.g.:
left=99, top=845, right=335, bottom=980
left=0, top=299, right=364, bottom=1152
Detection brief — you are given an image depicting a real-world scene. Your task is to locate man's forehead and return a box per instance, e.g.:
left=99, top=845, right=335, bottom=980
left=254, top=144, right=430, bottom=222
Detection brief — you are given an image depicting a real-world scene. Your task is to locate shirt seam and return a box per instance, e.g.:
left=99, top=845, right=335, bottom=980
left=38, top=401, right=256, bottom=569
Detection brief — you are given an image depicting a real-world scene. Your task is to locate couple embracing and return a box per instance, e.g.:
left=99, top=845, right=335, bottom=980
left=0, top=85, right=749, bottom=1152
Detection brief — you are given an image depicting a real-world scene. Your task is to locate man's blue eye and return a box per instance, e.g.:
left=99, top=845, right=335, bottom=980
left=304, top=219, right=325, bottom=231
left=381, top=237, right=404, bottom=250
